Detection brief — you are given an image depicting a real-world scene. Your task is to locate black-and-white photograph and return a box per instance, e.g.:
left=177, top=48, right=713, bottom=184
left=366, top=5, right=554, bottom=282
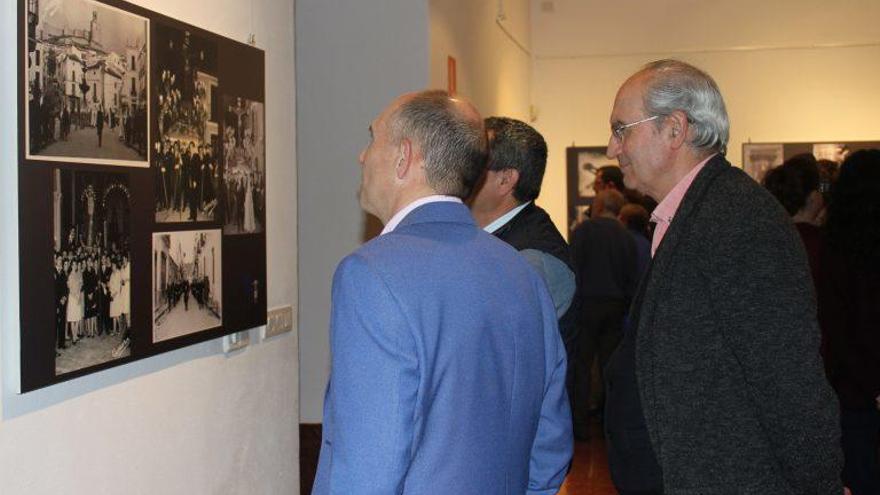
left=812, top=143, right=851, bottom=164
left=222, top=96, right=265, bottom=234
left=742, top=143, right=784, bottom=181
left=53, top=168, right=132, bottom=375
left=25, top=0, right=149, bottom=166
left=154, top=24, right=220, bottom=222
left=577, top=149, right=615, bottom=197
left=152, top=229, right=222, bottom=343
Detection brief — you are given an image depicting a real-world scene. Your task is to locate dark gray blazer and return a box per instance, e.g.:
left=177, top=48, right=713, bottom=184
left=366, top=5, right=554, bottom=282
left=633, top=155, right=843, bottom=494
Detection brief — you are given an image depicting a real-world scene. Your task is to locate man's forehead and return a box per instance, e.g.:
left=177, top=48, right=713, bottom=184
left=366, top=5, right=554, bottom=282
left=611, top=74, right=648, bottom=119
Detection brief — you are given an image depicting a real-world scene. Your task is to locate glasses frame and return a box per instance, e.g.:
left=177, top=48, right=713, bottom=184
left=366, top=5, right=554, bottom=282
left=611, top=115, right=660, bottom=141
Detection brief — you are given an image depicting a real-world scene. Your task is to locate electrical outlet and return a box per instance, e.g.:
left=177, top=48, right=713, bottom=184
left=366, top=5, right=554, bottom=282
left=263, top=305, right=294, bottom=339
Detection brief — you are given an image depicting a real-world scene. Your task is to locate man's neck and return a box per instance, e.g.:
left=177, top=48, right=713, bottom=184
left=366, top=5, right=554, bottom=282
left=653, top=150, right=715, bottom=201
left=472, top=197, right=521, bottom=229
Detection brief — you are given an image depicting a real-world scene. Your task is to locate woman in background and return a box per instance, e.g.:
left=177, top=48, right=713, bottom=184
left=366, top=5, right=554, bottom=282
left=818, top=149, right=880, bottom=495
left=763, top=153, right=824, bottom=282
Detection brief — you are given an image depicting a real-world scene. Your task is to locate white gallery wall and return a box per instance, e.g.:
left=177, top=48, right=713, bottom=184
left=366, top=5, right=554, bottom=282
left=296, top=0, right=429, bottom=423
left=429, top=0, right=532, bottom=122
left=0, top=0, right=298, bottom=492
left=530, top=0, right=880, bottom=236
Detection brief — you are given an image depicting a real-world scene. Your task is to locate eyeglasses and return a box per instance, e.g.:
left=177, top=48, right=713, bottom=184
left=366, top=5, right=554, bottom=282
left=611, top=115, right=660, bottom=141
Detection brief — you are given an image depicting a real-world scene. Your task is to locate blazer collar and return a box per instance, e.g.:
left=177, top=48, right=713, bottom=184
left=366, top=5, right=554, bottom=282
left=395, top=201, right=476, bottom=230
left=651, top=154, right=729, bottom=263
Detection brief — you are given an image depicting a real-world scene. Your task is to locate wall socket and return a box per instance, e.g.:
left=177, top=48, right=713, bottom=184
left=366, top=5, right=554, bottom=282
left=263, top=305, right=294, bottom=339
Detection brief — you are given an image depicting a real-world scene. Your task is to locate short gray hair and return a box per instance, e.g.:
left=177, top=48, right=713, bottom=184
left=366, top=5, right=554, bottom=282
left=391, top=90, right=488, bottom=198
left=640, top=60, right=729, bottom=155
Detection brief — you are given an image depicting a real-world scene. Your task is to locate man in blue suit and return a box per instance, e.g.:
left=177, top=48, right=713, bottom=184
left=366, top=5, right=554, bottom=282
left=313, top=90, right=572, bottom=494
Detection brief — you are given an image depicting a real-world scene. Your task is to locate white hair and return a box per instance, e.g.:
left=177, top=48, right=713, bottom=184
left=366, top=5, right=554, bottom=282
left=640, top=60, right=729, bottom=155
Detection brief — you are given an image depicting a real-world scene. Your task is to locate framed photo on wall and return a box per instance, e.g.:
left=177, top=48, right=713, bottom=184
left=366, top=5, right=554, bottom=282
left=566, top=146, right=615, bottom=234
left=742, top=141, right=880, bottom=182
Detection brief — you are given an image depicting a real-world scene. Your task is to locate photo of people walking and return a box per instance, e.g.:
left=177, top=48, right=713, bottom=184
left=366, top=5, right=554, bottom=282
left=153, top=23, right=220, bottom=222
left=152, top=230, right=222, bottom=343
left=25, top=0, right=148, bottom=166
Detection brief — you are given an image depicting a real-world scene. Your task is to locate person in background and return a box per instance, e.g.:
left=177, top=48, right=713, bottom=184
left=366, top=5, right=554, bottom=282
left=569, top=188, right=638, bottom=442
left=818, top=149, right=880, bottom=495
left=763, top=153, right=824, bottom=282
left=618, top=202, right=651, bottom=280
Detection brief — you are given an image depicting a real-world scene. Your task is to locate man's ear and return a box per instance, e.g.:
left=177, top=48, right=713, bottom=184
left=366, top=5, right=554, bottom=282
left=395, top=138, right=413, bottom=180
left=497, top=168, right=520, bottom=196
left=666, top=110, right=689, bottom=149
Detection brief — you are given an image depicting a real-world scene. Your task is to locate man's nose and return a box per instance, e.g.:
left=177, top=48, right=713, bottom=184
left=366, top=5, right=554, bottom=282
left=606, top=135, right=620, bottom=159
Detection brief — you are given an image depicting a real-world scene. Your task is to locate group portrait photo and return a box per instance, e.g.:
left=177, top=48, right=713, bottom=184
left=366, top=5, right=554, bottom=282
left=52, top=168, right=132, bottom=375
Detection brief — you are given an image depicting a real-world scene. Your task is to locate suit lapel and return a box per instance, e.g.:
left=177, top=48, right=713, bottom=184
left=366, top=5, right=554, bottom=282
left=632, top=154, right=730, bottom=459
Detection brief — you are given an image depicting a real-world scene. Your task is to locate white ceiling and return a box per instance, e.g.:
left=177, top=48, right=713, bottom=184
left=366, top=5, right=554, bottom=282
left=531, top=0, right=880, bottom=58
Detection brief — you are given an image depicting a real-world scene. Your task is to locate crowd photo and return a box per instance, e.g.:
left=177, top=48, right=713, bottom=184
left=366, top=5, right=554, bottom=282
left=53, top=169, right=132, bottom=375
left=154, top=25, right=220, bottom=222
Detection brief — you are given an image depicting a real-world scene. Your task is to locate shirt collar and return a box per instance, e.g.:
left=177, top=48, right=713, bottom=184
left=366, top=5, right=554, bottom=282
left=381, top=195, right=463, bottom=235
left=483, top=201, right=531, bottom=234
left=650, top=153, right=715, bottom=226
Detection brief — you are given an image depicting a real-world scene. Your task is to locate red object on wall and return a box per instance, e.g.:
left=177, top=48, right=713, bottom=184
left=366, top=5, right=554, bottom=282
left=447, top=56, right=457, bottom=95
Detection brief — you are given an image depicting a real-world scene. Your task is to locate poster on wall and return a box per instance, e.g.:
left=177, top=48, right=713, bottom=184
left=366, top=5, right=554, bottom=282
left=742, top=141, right=880, bottom=182
left=24, top=0, right=149, bottom=167
left=566, top=146, right=615, bottom=234
left=18, top=0, right=267, bottom=392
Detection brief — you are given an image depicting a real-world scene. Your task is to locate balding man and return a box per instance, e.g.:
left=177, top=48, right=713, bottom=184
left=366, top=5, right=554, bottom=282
left=313, top=91, right=572, bottom=494
left=603, top=60, right=842, bottom=494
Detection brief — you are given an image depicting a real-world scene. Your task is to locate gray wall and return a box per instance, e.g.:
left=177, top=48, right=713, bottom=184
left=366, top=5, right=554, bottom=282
left=296, top=0, right=429, bottom=422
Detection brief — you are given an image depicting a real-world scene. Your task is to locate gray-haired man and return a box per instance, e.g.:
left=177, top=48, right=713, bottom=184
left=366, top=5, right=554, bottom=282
left=603, top=59, right=843, bottom=494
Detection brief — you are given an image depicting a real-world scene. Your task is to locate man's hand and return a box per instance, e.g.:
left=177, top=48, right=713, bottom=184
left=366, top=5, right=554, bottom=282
left=875, top=394, right=880, bottom=411
left=845, top=487, right=852, bottom=495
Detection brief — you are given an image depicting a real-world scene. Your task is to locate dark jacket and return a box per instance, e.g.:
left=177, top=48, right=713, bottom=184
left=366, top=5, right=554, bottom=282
left=609, top=155, right=843, bottom=494
left=818, top=247, right=880, bottom=410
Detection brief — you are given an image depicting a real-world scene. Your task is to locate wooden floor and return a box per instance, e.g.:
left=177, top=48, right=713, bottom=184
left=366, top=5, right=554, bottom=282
left=559, top=421, right=618, bottom=495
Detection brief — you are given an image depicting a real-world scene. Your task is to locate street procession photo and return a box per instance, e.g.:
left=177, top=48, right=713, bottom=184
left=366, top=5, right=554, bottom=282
left=24, top=0, right=148, bottom=166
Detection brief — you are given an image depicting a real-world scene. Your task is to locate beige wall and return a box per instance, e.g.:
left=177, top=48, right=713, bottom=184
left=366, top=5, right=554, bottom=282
left=0, top=0, right=299, bottom=492
left=430, top=0, right=532, bottom=121
left=530, top=0, right=880, bottom=236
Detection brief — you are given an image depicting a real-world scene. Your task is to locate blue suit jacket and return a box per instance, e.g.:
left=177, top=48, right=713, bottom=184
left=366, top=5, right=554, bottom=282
left=313, top=201, right=572, bottom=494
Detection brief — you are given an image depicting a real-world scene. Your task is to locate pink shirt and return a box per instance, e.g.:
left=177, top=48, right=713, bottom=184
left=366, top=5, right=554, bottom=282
left=650, top=154, right=715, bottom=257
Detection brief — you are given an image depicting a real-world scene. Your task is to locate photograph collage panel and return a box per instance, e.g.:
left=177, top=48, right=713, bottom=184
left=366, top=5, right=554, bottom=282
left=19, top=0, right=266, bottom=391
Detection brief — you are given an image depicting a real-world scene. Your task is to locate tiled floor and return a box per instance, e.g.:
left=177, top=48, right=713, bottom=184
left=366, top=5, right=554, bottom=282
left=559, top=421, right=618, bottom=495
